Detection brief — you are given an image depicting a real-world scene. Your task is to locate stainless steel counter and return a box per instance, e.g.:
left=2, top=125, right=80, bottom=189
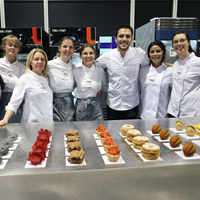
left=1, top=117, right=200, bottom=200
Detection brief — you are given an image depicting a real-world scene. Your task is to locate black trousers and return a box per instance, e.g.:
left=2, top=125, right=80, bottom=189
left=107, top=105, right=138, bottom=120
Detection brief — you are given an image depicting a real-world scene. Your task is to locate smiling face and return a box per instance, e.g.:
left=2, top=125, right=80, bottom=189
left=58, top=39, right=75, bottom=63
left=149, top=45, right=164, bottom=68
left=115, top=28, right=133, bottom=53
left=172, top=33, right=190, bottom=59
left=80, top=47, right=95, bottom=68
left=31, top=52, right=46, bottom=76
left=3, top=40, right=19, bottom=59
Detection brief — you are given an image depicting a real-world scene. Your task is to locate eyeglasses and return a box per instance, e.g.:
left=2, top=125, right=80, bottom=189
left=6, top=44, right=19, bottom=49
left=172, top=39, right=187, bottom=45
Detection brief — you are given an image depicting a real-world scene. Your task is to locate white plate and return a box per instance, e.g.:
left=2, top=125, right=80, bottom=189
left=14, top=137, right=22, bottom=143
left=154, top=136, right=170, bottom=143
left=64, top=141, right=68, bottom=148
left=163, top=143, right=183, bottom=150
left=130, top=145, right=141, bottom=153
left=124, top=139, right=132, bottom=146
left=9, top=143, right=18, bottom=151
left=93, top=134, right=99, bottom=140
left=102, top=155, right=125, bottom=165
left=0, top=160, right=8, bottom=169
left=169, top=128, right=186, bottom=134
left=98, top=147, right=106, bottom=155
left=25, top=158, right=47, bottom=168
left=119, top=132, right=126, bottom=138
left=147, top=131, right=159, bottom=136
left=2, top=151, right=14, bottom=159
left=47, top=142, right=51, bottom=148
left=192, top=140, right=200, bottom=147
left=95, top=140, right=102, bottom=146
left=65, top=157, right=86, bottom=166
left=137, top=153, right=163, bottom=162
left=175, top=151, right=200, bottom=160
left=179, top=133, right=200, bottom=140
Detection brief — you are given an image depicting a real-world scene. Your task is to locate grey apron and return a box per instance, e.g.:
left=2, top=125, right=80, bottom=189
left=53, top=92, right=75, bottom=122
left=75, top=97, right=104, bottom=121
left=0, top=92, right=23, bottom=123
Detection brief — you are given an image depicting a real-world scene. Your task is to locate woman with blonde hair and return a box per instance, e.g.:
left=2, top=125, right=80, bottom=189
left=0, top=48, right=53, bottom=125
left=0, top=34, right=25, bottom=122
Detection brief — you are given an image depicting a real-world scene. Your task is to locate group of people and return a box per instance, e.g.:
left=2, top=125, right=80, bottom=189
left=0, top=24, right=199, bottom=126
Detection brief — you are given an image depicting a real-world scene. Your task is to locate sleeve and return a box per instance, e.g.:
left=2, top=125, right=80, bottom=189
left=5, top=77, right=26, bottom=113
left=138, top=47, right=149, bottom=66
left=100, top=68, right=108, bottom=92
left=1, top=73, right=19, bottom=90
left=94, top=53, right=108, bottom=69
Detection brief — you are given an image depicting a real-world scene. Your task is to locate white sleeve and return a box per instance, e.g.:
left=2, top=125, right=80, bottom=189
left=1, top=73, right=19, bottom=90
left=6, top=78, right=26, bottom=113
left=95, top=53, right=108, bottom=69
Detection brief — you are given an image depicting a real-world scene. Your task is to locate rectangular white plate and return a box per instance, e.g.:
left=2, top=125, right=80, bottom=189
left=191, top=140, right=200, bottom=147
left=47, top=142, right=51, bottom=148
left=179, top=133, right=200, bottom=140
left=9, top=143, right=18, bottom=151
left=95, top=140, right=102, bottom=146
left=65, top=157, right=86, bottom=166
left=147, top=131, right=159, bottom=136
left=163, top=143, right=183, bottom=150
left=124, top=139, right=133, bottom=146
left=98, top=147, right=106, bottom=154
left=119, top=132, right=126, bottom=138
left=169, top=128, right=186, bottom=134
left=137, top=153, right=163, bottom=162
left=14, top=137, right=22, bottom=143
left=102, top=155, right=125, bottom=165
left=175, top=151, right=200, bottom=160
left=25, top=158, right=47, bottom=168
left=93, top=134, right=99, bottom=140
left=2, top=151, right=14, bottom=159
left=0, top=160, right=8, bottom=169
left=154, top=136, right=170, bottom=143
left=130, top=145, right=141, bottom=153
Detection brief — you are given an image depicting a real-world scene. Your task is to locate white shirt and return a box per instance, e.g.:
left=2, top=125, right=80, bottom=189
left=139, top=63, right=172, bottom=119
left=6, top=71, right=53, bottom=123
left=47, top=57, right=74, bottom=93
left=95, top=47, right=149, bottom=110
left=0, top=56, right=25, bottom=91
left=168, top=53, right=200, bottom=117
left=73, top=64, right=107, bottom=98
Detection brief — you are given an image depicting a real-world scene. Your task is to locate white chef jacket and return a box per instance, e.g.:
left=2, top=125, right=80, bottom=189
left=95, top=47, right=149, bottom=111
left=0, top=57, right=25, bottom=91
left=139, top=63, right=172, bottom=119
left=6, top=71, right=53, bottom=123
left=47, top=58, right=74, bottom=93
left=73, top=64, right=107, bottom=99
left=168, top=53, right=200, bottom=117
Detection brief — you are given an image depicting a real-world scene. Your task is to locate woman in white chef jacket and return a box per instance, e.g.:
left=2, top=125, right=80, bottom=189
left=0, top=48, right=53, bottom=125
left=139, top=40, right=173, bottom=119
left=168, top=31, right=200, bottom=117
left=0, top=35, right=25, bottom=123
left=73, top=44, right=107, bottom=121
left=0, top=75, right=5, bottom=99
left=47, top=36, right=75, bottom=122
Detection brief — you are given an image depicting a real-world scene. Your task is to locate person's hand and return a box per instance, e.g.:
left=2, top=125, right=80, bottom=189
left=0, top=118, right=8, bottom=127
left=97, top=90, right=102, bottom=98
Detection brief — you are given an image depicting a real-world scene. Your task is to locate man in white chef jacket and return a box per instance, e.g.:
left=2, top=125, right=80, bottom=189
left=95, top=24, right=149, bottom=120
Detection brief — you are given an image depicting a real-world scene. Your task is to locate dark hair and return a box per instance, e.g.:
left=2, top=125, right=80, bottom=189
left=0, top=75, right=5, bottom=91
left=115, top=24, right=133, bottom=37
left=59, top=36, right=75, bottom=48
left=80, top=44, right=96, bottom=56
left=172, top=31, right=194, bottom=53
left=147, top=40, right=166, bottom=65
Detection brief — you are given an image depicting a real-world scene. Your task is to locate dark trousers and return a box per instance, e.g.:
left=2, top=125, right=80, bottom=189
left=107, top=105, right=138, bottom=120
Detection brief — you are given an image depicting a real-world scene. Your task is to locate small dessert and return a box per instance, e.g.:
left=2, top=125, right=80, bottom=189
left=103, top=136, right=115, bottom=151
left=175, top=120, right=184, bottom=131
left=67, top=141, right=82, bottom=152
left=38, top=129, right=52, bottom=138
left=0, top=145, right=9, bottom=156
left=106, top=144, right=121, bottom=162
left=27, top=149, right=46, bottom=165
left=186, top=125, right=196, bottom=137
left=170, top=135, right=182, bottom=148
left=121, top=124, right=135, bottom=136
left=2, top=138, right=14, bottom=148
left=8, top=132, right=18, bottom=141
left=95, top=124, right=105, bottom=137
left=126, top=129, right=141, bottom=142
left=67, top=135, right=80, bottom=143
left=132, top=136, right=150, bottom=149
left=99, top=130, right=110, bottom=143
left=66, top=130, right=78, bottom=137
left=67, top=150, right=85, bottom=164
left=141, top=143, right=160, bottom=160
left=159, top=129, right=170, bottom=140
left=152, top=124, right=162, bottom=134
left=183, top=143, right=196, bottom=157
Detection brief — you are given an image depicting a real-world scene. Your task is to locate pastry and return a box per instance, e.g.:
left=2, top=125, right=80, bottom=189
left=2, top=138, right=14, bottom=148
left=175, top=120, right=184, bottom=131
left=103, top=136, right=115, bottom=151
left=66, top=130, right=78, bottom=137
left=141, top=143, right=160, bottom=160
left=170, top=135, right=182, bottom=148
left=27, top=149, right=46, bottom=165
left=66, top=135, right=80, bottom=143
left=132, top=136, right=150, bottom=149
left=106, top=144, right=121, bottom=162
left=159, top=129, right=170, bottom=140
left=8, top=132, right=18, bottom=141
left=67, top=141, right=82, bottom=152
left=120, top=124, right=135, bottom=136
left=126, top=129, right=141, bottom=142
left=186, top=125, right=196, bottom=137
left=0, top=145, right=9, bottom=156
left=95, top=124, right=105, bottom=137
left=99, top=130, right=110, bottom=143
left=67, top=150, right=85, bottom=164
left=152, top=124, right=162, bottom=134
left=183, top=143, right=196, bottom=157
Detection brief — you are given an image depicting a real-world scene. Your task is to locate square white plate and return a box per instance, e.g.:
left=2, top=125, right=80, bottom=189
left=175, top=151, right=200, bottom=160
left=179, top=133, right=200, bottom=140
left=0, top=160, right=8, bottom=169
left=14, top=137, right=22, bottom=143
left=65, top=157, right=86, bottom=166
left=95, top=140, right=102, bottom=146
left=192, top=140, right=200, bottom=147
left=130, top=145, right=141, bottom=153
left=102, top=155, right=125, bottom=165
left=25, top=158, right=47, bottom=168
left=137, top=153, right=163, bottom=162
left=124, top=139, right=132, bottom=146
left=154, top=136, right=170, bottom=143
left=119, top=132, right=126, bottom=138
left=9, top=143, right=18, bottom=151
left=98, top=147, right=106, bottom=154
left=93, top=134, right=99, bottom=140
left=47, top=142, right=51, bottom=148
left=2, top=151, right=14, bottom=159
left=169, top=128, right=186, bottom=134
left=163, top=143, right=183, bottom=150
left=147, top=131, right=159, bottom=136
